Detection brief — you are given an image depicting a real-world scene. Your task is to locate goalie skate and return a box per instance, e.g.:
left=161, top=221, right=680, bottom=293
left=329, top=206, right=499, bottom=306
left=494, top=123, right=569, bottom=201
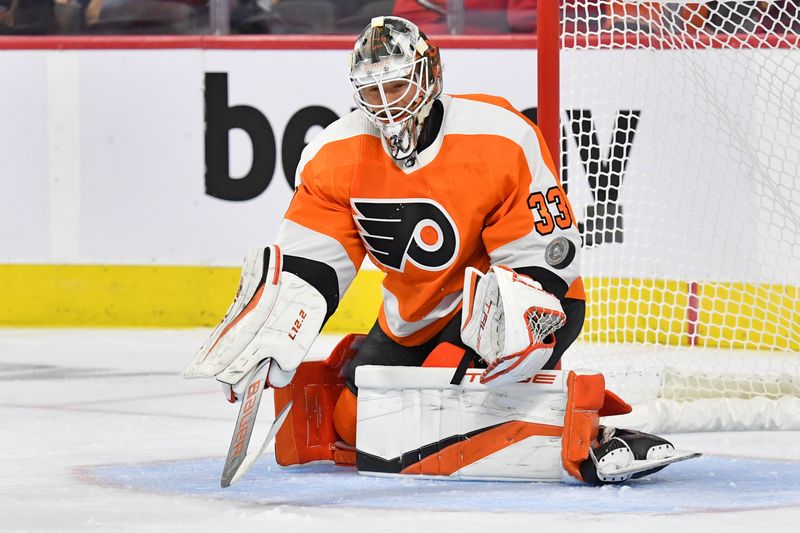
left=585, top=427, right=701, bottom=484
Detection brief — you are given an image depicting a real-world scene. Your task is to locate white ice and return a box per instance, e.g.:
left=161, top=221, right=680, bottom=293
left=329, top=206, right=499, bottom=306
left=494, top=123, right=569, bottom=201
left=1, top=329, right=799, bottom=533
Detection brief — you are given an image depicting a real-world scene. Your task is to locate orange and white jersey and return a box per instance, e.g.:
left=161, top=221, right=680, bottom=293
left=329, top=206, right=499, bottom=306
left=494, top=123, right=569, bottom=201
left=276, top=93, right=583, bottom=346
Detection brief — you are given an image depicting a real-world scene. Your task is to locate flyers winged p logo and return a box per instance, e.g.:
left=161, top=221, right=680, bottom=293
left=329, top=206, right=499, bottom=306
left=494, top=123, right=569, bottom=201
left=352, top=199, right=460, bottom=272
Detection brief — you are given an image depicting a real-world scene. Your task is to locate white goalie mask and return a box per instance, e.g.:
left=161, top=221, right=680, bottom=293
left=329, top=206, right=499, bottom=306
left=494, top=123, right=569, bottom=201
left=349, top=16, right=443, bottom=166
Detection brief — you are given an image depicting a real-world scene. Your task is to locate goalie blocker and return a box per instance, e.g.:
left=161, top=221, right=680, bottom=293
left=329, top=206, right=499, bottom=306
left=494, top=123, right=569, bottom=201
left=274, top=336, right=699, bottom=484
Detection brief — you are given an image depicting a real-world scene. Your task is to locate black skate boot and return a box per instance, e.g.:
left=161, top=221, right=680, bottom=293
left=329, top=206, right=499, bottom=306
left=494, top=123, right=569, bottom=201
left=579, top=426, right=700, bottom=485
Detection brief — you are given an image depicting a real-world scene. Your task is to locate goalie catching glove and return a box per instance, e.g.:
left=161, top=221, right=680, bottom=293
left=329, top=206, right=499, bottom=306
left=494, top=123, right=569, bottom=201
left=183, top=245, right=327, bottom=400
left=461, top=265, right=566, bottom=387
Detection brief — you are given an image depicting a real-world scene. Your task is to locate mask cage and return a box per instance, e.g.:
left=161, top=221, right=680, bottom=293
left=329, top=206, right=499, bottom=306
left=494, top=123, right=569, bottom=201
left=350, top=57, right=433, bottom=129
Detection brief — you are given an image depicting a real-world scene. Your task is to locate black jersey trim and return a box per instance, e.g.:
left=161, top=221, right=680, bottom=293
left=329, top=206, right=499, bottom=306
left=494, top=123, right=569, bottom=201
left=281, top=254, right=340, bottom=325
left=514, top=266, right=569, bottom=300
left=356, top=423, right=503, bottom=474
left=416, top=99, right=444, bottom=154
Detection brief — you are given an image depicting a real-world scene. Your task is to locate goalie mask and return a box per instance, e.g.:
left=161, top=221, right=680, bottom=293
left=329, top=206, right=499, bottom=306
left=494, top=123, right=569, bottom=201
left=349, top=16, right=443, bottom=166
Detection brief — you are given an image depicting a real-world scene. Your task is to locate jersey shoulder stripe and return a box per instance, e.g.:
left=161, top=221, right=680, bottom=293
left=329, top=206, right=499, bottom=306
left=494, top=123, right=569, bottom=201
left=448, top=94, right=558, bottom=182
left=295, top=110, right=379, bottom=187
left=450, top=93, right=537, bottom=129
left=442, top=95, right=554, bottom=189
left=444, top=94, right=539, bottom=146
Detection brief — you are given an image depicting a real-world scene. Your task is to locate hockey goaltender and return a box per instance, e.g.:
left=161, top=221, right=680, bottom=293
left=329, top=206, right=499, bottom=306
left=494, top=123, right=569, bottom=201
left=184, top=15, right=699, bottom=487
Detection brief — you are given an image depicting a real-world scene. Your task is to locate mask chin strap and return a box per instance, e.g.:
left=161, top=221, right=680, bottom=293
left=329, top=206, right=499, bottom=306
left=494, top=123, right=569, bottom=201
left=383, top=121, right=416, bottom=166
left=382, top=99, right=435, bottom=168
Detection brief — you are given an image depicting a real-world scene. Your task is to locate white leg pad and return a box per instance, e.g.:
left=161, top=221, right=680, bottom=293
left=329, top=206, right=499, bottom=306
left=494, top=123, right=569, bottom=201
left=354, top=366, right=585, bottom=482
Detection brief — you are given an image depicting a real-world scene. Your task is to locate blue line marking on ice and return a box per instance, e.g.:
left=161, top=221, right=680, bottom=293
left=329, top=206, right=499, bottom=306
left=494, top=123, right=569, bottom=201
left=86, top=455, right=800, bottom=514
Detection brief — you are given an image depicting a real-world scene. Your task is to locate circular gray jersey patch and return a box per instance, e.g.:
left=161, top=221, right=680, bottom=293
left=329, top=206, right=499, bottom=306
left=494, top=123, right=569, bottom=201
left=545, top=237, right=575, bottom=269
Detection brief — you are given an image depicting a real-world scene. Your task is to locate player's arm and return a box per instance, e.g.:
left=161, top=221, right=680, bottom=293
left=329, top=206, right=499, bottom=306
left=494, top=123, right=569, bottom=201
left=183, top=155, right=365, bottom=400
left=462, top=114, right=584, bottom=386
left=483, top=116, right=582, bottom=298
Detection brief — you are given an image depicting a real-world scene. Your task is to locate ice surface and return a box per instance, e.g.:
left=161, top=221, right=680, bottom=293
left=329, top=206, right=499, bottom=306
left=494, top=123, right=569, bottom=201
left=1, top=329, right=799, bottom=532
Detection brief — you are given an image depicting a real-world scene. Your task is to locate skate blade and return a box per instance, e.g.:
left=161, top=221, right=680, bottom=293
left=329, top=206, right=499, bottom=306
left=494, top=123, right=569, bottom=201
left=597, top=450, right=701, bottom=477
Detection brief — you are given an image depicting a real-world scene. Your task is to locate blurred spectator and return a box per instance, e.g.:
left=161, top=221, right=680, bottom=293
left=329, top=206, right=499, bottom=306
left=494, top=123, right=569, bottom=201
left=230, top=0, right=388, bottom=35
left=1, top=0, right=206, bottom=35
left=601, top=1, right=796, bottom=35
left=0, top=1, right=17, bottom=32
left=704, top=1, right=761, bottom=33
left=336, top=1, right=395, bottom=33
left=392, top=0, right=537, bottom=34
left=0, top=0, right=57, bottom=34
left=229, top=1, right=335, bottom=34
left=604, top=1, right=713, bottom=33
left=82, top=0, right=201, bottom=33
left=562, top=0, right=602, bottom=33
left=53, top=1, right=82, bottom=33
left=758, top=0, right=800, bottom=33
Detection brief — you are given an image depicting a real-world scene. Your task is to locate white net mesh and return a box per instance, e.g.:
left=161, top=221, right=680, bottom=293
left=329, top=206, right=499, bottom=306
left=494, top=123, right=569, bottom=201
left=555, top=1, right=800, bottom=430
left=526, top=307, right=567, bottom=344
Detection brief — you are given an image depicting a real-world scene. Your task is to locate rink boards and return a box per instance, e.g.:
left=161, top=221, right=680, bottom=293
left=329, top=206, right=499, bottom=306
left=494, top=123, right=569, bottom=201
left=1, top=41, right=798, bottom=350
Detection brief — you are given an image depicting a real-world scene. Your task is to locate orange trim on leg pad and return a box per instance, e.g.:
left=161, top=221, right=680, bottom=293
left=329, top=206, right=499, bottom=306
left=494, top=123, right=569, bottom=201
left=561, top=371, right=605, bottom=481
left=400, top=421, right=563, bottom=477
left=274, top=333, right=364, bottom=466
left=599, top=389, right=633, bottom=417
left=400, top=420, right=561, bottom=476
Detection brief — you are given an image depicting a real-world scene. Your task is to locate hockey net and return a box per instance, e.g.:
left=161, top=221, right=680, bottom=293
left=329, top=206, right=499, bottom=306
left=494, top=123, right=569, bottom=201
left=548, top=1, right=800, bottom=431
